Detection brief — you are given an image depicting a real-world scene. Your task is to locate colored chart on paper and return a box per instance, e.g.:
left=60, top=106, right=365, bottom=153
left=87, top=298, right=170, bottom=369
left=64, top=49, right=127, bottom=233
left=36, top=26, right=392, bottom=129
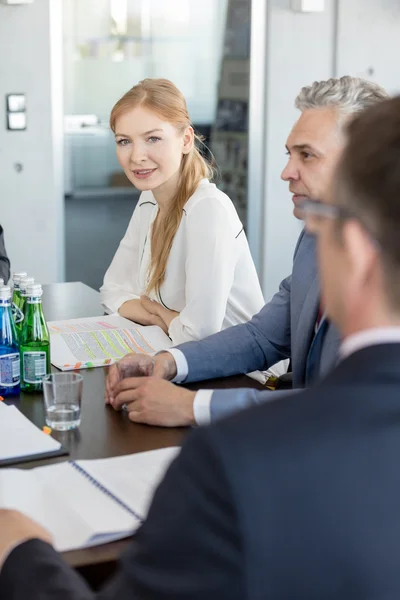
left=48, top=315, right=172, bottom=371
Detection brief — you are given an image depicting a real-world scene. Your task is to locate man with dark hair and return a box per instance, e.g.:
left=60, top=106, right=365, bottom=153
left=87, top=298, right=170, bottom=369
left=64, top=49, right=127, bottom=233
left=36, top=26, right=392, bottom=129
left=0, top=225, right=10, bottom=283
left=2, top=96, right=400, bottom=599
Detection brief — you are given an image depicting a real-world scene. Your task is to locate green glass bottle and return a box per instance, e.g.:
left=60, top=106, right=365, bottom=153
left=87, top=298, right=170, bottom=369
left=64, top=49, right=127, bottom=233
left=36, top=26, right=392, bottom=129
left=20, top=283, right=50, bottom=392
left=16, top=276, right=35, bottom=337
left=12, top=272, right=28, bottom=310
left=12, top=271, right=27, bottom=326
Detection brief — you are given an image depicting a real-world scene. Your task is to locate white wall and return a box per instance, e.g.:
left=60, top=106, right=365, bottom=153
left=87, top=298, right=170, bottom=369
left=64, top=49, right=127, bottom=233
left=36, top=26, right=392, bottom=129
left=0, top=0, right=64, bottom=284
left=336, top=0, right=400, bottom=94
left=261, top=0, right=336, bottom=299
left=260, top=0, right=400, bottom=300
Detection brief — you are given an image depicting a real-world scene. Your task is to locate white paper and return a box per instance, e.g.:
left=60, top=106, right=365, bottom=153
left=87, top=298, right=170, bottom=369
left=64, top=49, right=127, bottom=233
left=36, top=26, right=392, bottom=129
left=36, top=462, right=137, bottom=551
left=0, top=447, right=181, bottom=552
left=0, top=401, right=10, bottom=413
left=48, top=315, right=173, bottom=371
left=0, top=405, right=61, bottom=461
left=77, top=447, right=180, bottom=521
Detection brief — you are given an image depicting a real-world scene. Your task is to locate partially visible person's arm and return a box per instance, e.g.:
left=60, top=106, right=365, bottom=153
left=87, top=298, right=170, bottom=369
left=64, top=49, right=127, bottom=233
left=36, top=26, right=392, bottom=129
left=0, top=225, right=10, bottom=283
left=100, top=199, right=159, bottom=328
left=138, top=295, right=179, bottom=333
left=207, top=386, right=303, bottom=422
left=104, top=268, right=294, bottom=418
left=173, top=273, right=292, bottom=383
left=119, top=298, right=169, bottom=333
left=107, top=366, right=301, bottom=427
left=0, top=428, right=243, bottom=600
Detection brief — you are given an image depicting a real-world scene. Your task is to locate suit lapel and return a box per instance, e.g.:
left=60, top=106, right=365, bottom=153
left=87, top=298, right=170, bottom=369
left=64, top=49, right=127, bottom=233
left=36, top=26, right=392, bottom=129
left=292, top=273, right=320, bottom=383
left=290, top=231, right=342, bottom=386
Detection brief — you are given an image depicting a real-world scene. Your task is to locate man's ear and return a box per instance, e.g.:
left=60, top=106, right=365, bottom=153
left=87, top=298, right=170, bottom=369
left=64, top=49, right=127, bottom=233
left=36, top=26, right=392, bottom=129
left=342, top=220, right=378, bottom=287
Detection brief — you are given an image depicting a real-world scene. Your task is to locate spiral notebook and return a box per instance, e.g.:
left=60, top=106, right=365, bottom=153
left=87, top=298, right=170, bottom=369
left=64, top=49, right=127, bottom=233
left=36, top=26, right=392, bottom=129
left=0, top=447, right=180, bottom=552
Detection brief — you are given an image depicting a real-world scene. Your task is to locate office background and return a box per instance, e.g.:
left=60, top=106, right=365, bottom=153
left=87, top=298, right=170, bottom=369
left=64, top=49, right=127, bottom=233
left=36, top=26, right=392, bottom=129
left=0, top=0, right=400, bottom=299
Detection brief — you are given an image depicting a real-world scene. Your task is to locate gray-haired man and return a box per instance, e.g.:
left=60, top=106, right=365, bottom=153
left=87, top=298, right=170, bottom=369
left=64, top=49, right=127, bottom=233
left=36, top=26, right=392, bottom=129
left=106, top=76, right=389, bottom=427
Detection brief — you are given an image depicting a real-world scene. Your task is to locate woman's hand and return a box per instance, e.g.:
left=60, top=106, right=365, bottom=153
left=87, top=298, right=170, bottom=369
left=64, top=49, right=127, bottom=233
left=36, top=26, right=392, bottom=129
left=119, top=299, right=168, bottom=333
left=140, top=295, right=179, bottom=331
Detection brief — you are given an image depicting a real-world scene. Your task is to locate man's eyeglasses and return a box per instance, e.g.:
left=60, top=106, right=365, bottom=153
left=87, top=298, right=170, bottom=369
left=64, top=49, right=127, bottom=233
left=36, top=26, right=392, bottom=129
left=296, top=198, right=380, bottom=250
left=296, top=199, right=355, bottom=224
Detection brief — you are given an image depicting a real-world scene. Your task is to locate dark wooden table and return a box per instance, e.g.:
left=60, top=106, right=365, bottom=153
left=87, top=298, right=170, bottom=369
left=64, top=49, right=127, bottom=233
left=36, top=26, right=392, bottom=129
left=8, top=282, right=266, bottom=581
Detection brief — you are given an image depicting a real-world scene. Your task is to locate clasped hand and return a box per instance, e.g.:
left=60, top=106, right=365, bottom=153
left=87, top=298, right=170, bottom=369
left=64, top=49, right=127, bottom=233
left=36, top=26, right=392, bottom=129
left=105, top=353, right=196, bottom=427
left=140, top=295, right=179, bottom=334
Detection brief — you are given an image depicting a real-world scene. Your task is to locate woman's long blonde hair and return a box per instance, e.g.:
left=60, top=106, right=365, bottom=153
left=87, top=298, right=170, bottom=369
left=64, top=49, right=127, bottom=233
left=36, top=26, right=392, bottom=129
left=110, top=78, right=214, bottom=295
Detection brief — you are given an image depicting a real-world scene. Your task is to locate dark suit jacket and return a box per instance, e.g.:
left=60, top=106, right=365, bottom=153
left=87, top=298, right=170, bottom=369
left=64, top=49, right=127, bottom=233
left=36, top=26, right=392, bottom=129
left=2, top=343, right=400, bottom=599
left=0, top=225, right=10, bottom=283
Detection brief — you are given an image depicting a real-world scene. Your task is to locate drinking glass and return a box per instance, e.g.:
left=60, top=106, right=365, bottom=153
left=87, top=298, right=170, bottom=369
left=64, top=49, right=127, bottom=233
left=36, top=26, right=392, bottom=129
left=42, top=372, right=83, bottom=431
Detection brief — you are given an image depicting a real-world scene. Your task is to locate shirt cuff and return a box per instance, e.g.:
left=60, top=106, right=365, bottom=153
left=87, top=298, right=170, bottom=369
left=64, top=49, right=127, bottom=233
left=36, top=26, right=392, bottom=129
left=167, top=348, right=189, bottom=383
left=193, top=389, right=213, bottom=426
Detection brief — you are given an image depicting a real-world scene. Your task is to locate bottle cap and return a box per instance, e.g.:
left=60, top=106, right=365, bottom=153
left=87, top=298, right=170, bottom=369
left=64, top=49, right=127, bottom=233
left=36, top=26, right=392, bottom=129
left=26, top=283, right=43, bottom=297
left=0, top=285, right=12, bottom=300
left=12, top=272, right=28, bottom=283
left=20, top=276, right=35, bottom=295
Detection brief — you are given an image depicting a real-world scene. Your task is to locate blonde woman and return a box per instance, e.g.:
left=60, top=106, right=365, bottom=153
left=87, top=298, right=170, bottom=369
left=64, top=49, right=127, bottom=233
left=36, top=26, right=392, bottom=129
left=100, top=78, right=264, bottom=344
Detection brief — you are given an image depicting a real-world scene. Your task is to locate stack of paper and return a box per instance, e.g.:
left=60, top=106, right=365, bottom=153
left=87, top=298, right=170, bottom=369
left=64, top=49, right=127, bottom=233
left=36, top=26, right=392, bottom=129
left=0, top=402, right=63, bottom=465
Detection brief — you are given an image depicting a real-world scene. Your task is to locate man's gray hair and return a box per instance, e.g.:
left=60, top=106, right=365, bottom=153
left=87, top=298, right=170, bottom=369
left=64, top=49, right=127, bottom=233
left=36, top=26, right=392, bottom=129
left=295, top=75, right=390, bottom=117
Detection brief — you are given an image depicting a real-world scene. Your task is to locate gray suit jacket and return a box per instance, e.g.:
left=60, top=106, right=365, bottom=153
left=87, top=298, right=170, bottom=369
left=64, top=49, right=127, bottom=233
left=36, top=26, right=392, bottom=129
left=176, top=230, right=341, bottom=420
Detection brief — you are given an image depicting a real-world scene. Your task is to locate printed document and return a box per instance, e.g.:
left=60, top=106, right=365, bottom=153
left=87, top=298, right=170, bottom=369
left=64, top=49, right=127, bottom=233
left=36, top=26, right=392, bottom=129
left=48, top=315, right=172, bottom=370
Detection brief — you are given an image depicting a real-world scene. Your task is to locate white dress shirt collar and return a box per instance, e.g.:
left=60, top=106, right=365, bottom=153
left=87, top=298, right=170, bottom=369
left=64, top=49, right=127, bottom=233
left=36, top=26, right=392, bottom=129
left=340, top=327, right=400, bottom=361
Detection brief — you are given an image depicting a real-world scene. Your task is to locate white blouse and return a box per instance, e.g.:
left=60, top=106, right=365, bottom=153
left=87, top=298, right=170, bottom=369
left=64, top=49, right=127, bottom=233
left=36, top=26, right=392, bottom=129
left=100, top=179, right=264, bottom=345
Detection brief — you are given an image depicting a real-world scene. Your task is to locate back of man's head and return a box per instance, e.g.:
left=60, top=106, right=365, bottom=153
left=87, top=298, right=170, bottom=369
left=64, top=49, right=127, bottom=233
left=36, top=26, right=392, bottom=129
left=335, top=96, right=400, bottom=311
left=295, top=76, right=389, bottom=123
